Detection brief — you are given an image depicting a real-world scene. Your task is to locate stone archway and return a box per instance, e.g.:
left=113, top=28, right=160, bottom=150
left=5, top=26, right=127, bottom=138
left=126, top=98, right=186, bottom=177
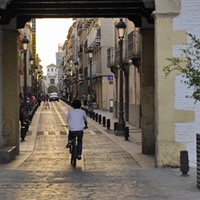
left=0, top=0, right=185, bottom=167
left=0, top=0, right=155, bottom=28
left=0, top=0, right=156, bottom=162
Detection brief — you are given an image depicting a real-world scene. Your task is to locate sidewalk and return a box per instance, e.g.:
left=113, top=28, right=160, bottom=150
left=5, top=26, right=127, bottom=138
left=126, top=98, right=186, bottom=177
left=87, top=109, right=200, bottom=197
left=89, top=109, right=155, bottom=168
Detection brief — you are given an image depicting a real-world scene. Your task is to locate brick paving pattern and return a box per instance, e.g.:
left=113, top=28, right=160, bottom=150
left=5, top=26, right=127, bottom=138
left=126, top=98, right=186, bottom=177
left=0, top=101, right=199, bottom=200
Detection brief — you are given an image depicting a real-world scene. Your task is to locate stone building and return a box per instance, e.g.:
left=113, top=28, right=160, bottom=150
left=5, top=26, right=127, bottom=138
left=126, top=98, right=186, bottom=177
left=43, top=64, right=58, bottom=93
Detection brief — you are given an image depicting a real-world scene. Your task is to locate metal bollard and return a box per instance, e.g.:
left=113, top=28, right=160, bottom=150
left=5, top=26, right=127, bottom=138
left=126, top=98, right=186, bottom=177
left=102, top=116, right=106, bottom=127
left=114, top=122, right=118, bottom=131
left=99, top=114, right=101, bottom=124
left=24, top=120, right=29, bottom=132
left=95, top=113, right=98, bottom=122
left=107, top=119, right=110, bottom=130
left=21, top=126, right=26, bottom=141
left=92, top=112, right=95, bottom=120
left=85, top=109, right=88, bottom=115
left=89, top=111, right=93, bottom=118
left=180, top=150, right=189, bottom=176
left=124, top=126, right=129, bottom=141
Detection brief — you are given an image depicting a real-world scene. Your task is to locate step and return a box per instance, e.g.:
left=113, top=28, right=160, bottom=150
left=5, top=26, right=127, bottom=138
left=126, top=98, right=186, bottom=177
left=0, top=146, right=16, bottom=163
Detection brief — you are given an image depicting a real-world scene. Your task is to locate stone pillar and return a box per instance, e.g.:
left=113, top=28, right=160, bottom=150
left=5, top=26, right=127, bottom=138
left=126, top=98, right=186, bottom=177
left=140, top=28, right=155, bottom=155
left=1, top=19, right=19, bottom=154
left=0, top=26, right=3, bottom=146
left=153, top=0, right=187, bottom=167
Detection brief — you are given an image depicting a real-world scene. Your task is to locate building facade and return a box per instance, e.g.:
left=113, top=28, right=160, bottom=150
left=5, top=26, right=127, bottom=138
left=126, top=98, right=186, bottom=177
left=43, top=64, right=58, bottom=93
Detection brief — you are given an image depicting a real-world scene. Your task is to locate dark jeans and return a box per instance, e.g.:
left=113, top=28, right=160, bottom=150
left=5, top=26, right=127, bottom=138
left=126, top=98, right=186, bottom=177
left=68, top=130, right=83, bottom=156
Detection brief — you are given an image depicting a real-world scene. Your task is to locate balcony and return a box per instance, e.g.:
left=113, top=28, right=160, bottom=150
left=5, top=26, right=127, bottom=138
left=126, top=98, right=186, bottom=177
left=127, top=30, right=141, bottom=59
left=87, top=60, right=101, bottom=77
left=87, top=27, right=101, bottom=48
left=107, top=47, right=114, bottom=68
left=83, top=18, right=94, bottom=28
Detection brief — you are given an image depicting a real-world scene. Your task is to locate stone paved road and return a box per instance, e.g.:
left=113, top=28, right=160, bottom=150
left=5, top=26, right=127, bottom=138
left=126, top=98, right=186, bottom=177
left=0, top=101, right=199, bottom=199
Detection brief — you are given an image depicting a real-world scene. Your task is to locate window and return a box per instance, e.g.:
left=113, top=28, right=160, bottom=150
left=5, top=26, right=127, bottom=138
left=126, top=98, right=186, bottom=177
left=51, top=68, right=53, bottom=72
left=50, top=79, right=55, bottom=84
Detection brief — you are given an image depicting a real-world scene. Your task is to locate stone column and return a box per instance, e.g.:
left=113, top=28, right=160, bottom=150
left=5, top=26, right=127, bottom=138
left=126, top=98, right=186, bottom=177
left=153, top=0, right=187, bottom=167
left=140, top=28, right=155, bottom=155
left=0, top=26, right=3, bottom=146
left=1, top=19, right=19, bottom=154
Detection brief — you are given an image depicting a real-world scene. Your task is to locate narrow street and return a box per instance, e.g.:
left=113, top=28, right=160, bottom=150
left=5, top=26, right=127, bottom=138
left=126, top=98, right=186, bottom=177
left=0, top=100, right=199, bottom=200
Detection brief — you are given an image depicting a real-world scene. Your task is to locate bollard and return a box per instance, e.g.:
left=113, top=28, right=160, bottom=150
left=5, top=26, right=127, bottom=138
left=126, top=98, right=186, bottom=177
left=24, top=122, right=29, bottom=133
left=95, top=113, right=98, bottom=122
left=29, top=112, right=33, bottom=121
left=102, top=116, right=106, bottom=127
left=99, top=114, right=102, bottom=124
left=92, top=112, right=95, bottom=120
left=107, top=119, right=110, bottom=130
left=21, top=126, right=26, bottom=141
left=124, top=126, right=129, bottom=141
left=180, top=150, right=189, bottom=176
left=89, top=111, right=93, bottom=118
left=114, top=122, right=118, bottom=131
left=85, top=109, right=88, bottom=115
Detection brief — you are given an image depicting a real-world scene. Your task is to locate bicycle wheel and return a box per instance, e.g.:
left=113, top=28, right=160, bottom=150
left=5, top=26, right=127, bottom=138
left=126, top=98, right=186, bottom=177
left=71, top=143, right=77, bottom=167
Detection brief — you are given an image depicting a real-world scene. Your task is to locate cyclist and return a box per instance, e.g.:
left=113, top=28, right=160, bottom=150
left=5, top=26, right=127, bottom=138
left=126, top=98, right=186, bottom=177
left=66, top=99, right=87, bottom=160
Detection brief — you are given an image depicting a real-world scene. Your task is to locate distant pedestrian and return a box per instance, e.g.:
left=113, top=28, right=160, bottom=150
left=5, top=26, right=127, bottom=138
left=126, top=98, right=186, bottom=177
left=87, top=93, right=92, bottom=108
left=45, top=94, right=50, bottom=109
left=92, top=90, right=96, bottom=102
left=19, top=95, right=24, bottom=126
left=83, top=93, right=87, bottom=106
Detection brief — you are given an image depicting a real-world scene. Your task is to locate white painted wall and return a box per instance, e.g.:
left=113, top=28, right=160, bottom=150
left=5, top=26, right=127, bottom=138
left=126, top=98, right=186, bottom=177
left=43, top=64, right=58, bottom=92
left=173, top=0, right=200, bottom=167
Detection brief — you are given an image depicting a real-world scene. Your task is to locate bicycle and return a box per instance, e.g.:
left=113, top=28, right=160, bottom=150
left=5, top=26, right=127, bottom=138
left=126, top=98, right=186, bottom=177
left=69, top=134, right=78, bottom=167
left=68, top=127, right=88, bottom=167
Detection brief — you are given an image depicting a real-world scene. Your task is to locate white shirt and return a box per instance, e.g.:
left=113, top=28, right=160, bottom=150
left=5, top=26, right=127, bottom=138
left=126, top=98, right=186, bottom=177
left=67, top=108, right=87, bottom=131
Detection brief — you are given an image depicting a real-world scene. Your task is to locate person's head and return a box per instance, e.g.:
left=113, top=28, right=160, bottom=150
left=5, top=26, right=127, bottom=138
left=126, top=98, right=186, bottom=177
left=72, top=99, right=81, bottom=109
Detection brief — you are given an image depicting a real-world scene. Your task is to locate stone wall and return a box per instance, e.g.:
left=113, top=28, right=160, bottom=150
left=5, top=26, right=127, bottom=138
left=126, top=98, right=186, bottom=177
left=173, top=0, right=200, bottom=167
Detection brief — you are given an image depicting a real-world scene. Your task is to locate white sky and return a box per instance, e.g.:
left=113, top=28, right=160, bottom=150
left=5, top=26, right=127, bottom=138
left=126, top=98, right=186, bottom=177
left=36, top=18, right=73, bottom=75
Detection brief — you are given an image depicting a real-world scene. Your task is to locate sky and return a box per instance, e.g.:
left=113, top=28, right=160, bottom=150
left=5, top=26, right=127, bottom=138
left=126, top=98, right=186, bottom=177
left=36, top=18, right=73, bottom=75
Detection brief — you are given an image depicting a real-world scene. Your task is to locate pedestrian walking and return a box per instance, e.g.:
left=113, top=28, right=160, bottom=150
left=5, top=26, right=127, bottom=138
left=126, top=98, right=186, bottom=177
left=83, top=92, right=87, bottom=106
left=19, top=95, right=24, bottom=126
left=45, top=94, right=50, bottom=109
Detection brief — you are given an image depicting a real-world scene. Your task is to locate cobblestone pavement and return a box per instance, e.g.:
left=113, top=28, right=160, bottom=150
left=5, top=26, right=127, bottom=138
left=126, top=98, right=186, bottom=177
left=0, top=101, right=199, bottom=199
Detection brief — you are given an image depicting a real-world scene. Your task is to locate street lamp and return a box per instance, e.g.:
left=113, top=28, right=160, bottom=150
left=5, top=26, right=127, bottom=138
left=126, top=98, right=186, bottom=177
left=74, top=61, right=79, bottom=99
left=22, top=35, right=29, bottom=102
left=115, top=19, right=126, bottom=135
left=30, top=56, right=34, bottom=66
left=35, top=67, right=39, bottom=97
left=88, top=47, right=93, bottom=111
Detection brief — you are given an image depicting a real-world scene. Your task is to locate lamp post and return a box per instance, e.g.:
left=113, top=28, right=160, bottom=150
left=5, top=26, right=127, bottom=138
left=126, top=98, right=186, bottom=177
left=29, top=56, right=34, bottom=93
left=35, top=66, right=38, bottom=97
left=22, top=35, right=29, bottom=102
left=74, top=61, right=79, bottom=99
left=115, top=19, right=126, bottom=135
left=88, top=47, right=93, bottom=111
left=30, top=56, right=34, bottom=66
